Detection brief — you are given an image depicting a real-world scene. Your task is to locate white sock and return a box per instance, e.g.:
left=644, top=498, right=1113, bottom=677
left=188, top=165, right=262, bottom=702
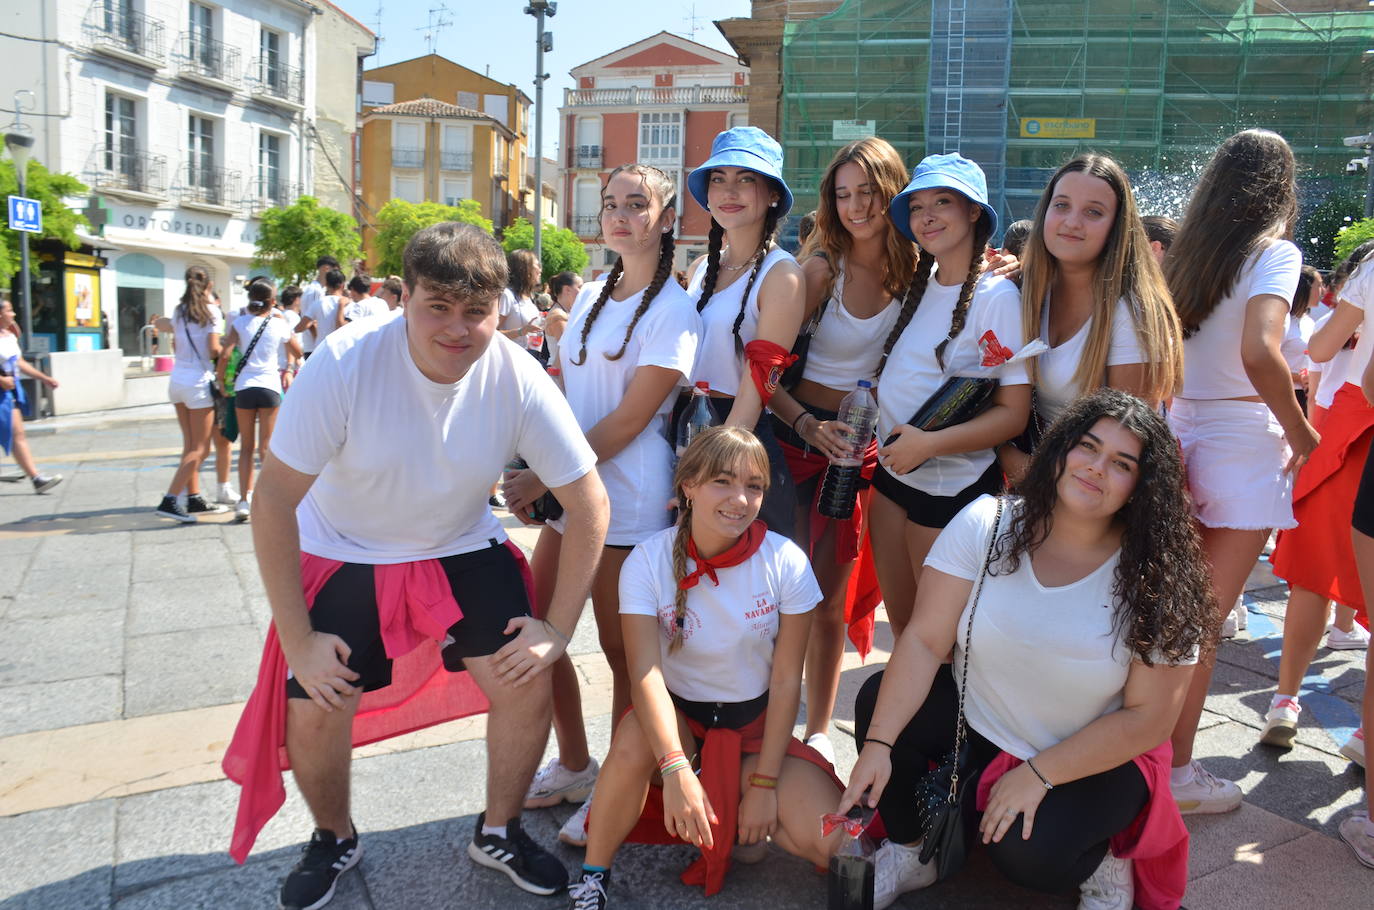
left=1169, top=763, right=1195, bottom=787
left=482, top=824, right=508, bottom=839
left=1271, top=693, right=1300, bottom=710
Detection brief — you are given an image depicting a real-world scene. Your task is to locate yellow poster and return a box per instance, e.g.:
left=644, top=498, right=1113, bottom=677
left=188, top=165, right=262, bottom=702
left=65, top=269, right=100, bottom=329
left=1019, top=118, right=1096, bottom=139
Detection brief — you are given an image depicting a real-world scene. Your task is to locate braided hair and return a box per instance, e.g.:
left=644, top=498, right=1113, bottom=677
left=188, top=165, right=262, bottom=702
left=695, top=220, right=726, bottom=313
left=729, top=206, right=782, bottom=353
left=875, top=213, right=993, bottom=378
left=570, top=164, right=678, bottom=366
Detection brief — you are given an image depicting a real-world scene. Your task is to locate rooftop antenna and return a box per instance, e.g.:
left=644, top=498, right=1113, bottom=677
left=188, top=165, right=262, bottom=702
left=415, top=4, right=453, bottom=55
left=371, top=1, right=383, bottom=48
left=683, top=3, right=705, bottom=40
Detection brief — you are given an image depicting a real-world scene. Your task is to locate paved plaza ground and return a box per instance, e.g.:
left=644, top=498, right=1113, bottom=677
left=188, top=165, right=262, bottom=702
left=1, top=405, right=1371, bottom=908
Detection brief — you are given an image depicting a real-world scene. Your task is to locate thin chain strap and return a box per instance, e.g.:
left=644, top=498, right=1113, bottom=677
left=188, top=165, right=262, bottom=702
left=947, top=495, right=1005, bottom=803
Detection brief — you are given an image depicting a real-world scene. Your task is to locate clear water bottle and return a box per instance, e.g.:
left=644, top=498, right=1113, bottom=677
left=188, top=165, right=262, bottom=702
left=676, top=381, right=717, bottom=458
left=818, top=381, right=878, bottom=520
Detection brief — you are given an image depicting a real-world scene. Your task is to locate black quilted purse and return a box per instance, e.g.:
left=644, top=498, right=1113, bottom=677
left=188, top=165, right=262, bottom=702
left=914, top=495, right=1004, bottom=881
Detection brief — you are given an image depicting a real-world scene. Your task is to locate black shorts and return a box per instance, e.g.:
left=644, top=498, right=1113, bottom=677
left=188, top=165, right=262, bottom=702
left=872, top=458, right=1004, bottom=529
left=235, top=387, right=282, bottom=409
left=285, top=541, right=532, bottom=698
left=1354, top=444, right=1374, bottom=538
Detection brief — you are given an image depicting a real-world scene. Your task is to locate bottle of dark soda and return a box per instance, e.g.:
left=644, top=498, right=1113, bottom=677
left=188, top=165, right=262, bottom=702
left=825, top=806, right=876, bottom=910
left=818, top=381, right=879, bottom=520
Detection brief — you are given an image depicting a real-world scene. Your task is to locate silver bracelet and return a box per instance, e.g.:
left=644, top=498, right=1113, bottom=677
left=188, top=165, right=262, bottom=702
left=1026, top=756, right=1054, bottom=790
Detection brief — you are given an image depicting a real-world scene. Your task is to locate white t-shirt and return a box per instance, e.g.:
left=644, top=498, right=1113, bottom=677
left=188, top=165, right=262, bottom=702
left=876, top=271, right=1028, bottom=496
left=171, top=303, right=224, bottom=384
left=687, top=248, right=795, bottom=396
left=0, top=331, right=20, bottom=363
left=278, top=309, right=301, bottom=369
left=499, top=289, right=540, bottom=334
left=270, top=318, right=597, bottom=564
left=802, top=262, right=900, bottom=390
left=1036, top=296, right=1149, bottom=424
left=1180, top=240, right=1301, bottom=399
left=619, top=527, right=822, bottom=702
left=299, top=281, right=324, bottom=353
left=342, top=295, right=390, bottom=324
left=304, top=294, right=344, bottom=351
left=926, top=495, right=1197, bottom=759
left=1340, top=261, right=1374, bottom=390
left=232, top=312, right=294, bottom=393
left=553, top=278, right=702, bottom=545
left=1280, top=311, right=1314, bottom=391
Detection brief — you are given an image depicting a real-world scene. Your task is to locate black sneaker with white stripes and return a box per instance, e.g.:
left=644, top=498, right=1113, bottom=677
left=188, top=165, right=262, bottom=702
left=467, top=812, right=568, bottom=895
left=278, top=827, right=362, bottom=910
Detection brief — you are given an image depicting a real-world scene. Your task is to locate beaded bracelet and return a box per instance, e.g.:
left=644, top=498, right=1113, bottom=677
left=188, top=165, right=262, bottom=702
left=658, top=750, right=691, bottom=778
left=747, top=773, right=778, bottom=790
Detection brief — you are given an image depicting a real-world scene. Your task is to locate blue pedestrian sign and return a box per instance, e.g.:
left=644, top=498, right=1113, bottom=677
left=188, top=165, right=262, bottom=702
left=7, top=195, right=41, bottom=233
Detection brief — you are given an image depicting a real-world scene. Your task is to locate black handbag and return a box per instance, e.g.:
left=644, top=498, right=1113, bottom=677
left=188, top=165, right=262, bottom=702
left=914, top=495, right=1004, bottom=881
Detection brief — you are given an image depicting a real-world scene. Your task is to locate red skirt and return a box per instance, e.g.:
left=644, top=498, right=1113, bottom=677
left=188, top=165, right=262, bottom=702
left=1270, top=383, right=1374, bottom=626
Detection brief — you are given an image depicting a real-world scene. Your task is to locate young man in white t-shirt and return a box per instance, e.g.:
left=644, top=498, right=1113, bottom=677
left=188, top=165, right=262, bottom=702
left=297, top=256, right=336, bottom=358
left=340, top=275, right=391, bottom=324
left=299, top=268, right=346, bottom=358
left=243, top=223, right=609, bottom=909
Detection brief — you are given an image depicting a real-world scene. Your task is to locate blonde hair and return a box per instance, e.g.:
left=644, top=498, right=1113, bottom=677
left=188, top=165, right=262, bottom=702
left=1020, top=154, right=1182, bottom=404
left=667, top=426, right=770, bottom=652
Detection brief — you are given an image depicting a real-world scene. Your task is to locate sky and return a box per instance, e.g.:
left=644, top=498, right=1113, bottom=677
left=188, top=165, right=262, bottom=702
left=333, top=0, right=752, bottom=159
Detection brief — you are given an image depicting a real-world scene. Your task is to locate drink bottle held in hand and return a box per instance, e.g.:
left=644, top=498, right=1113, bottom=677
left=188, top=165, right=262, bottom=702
left=676, top=381, right=717, bottom=457
left=818, top=381, right=878, bottom=520
left=823, top=804, right=877, bottom=910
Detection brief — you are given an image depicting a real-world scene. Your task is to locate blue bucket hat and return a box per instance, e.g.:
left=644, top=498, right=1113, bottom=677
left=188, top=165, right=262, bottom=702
left=889, top=153, right=998, bottom=243
left=687, top=127, right=794, bottom=217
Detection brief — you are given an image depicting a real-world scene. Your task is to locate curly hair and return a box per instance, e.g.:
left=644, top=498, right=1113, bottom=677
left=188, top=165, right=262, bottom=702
left=997, top=388, right=1213, bottom=665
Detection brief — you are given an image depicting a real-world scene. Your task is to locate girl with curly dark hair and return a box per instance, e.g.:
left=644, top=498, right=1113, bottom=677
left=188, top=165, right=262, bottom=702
left=843, top=388, right=1211, bottom=910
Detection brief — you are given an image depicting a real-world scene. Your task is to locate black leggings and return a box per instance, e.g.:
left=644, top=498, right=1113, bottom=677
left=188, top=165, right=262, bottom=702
left=854, top=668, right=1149, bottom=894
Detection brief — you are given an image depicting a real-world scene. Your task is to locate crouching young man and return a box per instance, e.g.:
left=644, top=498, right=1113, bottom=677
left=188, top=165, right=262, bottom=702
left=226, top=222, right=608, bottom=909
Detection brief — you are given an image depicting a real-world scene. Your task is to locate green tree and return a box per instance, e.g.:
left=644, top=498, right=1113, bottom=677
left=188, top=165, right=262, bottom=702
left=1335, top=217, right=1374, bottom=267
left=0, top=160, right=90, bottom=288
left=1297, top=191, right=1364, bottom=271
left=501, top=218, right=589, bottom=282
left=253, top=195, right=361, bottom=283
left=372, top=198, right=493, bottom=276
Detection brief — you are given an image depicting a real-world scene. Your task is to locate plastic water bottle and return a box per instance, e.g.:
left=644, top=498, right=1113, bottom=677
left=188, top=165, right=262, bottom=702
left=676, top=381, right=717, bottom=458
left=818, top=381, right=879, bottom=520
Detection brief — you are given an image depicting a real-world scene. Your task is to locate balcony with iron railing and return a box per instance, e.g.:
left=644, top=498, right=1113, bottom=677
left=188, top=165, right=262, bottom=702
left=440, top=150, right=472, bottom=172
left=392, top=147, right=424, bottom=169
left=573, top=145, right=602, bottom=169
left=563, top=85, right=747, bottom=107
left=178, top=163, right=241, bottom=212
left=246, top=176, right=302, bottom=215
left=87, top=147, right=169, bottom=200
left=247, top=57, right=304, bottom=109
left=82, top=2, right=166, bottom=68
left=176, top=33, right=240, bottom=92
left=573, top=214, right=600, bottom=237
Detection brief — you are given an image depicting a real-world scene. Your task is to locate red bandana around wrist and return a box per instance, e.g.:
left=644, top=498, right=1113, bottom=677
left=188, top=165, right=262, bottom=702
left=743, top=339, right=798, bottom=407
left=679, top=519, right=768, bottom=590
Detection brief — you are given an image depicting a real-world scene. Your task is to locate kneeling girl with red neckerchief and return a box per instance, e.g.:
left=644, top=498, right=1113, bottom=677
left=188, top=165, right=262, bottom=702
left=566, top=426, right=846, bottom=909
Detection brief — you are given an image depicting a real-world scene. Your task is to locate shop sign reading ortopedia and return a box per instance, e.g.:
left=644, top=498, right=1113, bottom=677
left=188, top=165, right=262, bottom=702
left=103, top=202, right=259, bottom=247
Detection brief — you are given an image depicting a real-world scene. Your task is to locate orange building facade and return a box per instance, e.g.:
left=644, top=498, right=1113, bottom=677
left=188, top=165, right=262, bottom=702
left=559, top=32, right=749, bottom=275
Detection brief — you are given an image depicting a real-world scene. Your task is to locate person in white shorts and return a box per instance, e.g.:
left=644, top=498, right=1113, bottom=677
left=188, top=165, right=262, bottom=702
left=223, top=222, right=609, bottom=909
left=1164, top=128, right=1320, bottom=815
left=153, top=269, right=227, bottom=521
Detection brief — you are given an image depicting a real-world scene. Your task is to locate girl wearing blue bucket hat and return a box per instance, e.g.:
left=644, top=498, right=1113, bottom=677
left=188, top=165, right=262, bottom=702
left=867, top=154, right=1031, bottom=642
left=681, top=126, right=806, bottom=537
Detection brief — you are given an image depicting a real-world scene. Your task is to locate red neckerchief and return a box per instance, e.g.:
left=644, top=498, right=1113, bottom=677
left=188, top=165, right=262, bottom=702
left=679, top=520, right=768, bottom=590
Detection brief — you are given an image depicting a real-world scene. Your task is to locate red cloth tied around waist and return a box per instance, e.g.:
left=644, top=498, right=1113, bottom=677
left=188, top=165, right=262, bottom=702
left=975, top=741, right=1187, bottom=910
left=222, top=541, right=531, bottom=863
left=743, top=340, right=797, bottom=408
left=1270, top=383, right=1374, bottom=624
left=621, top=709, right=842, bottom=896
left=777, top=435, right=882, bottom=658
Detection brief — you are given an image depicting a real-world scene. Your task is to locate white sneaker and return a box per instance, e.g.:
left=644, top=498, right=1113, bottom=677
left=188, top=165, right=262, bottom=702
left=805, top=732, right=836, bottom=766
left=1171, top=760, right=1242, bottom=814
left=524, top=757, right=598, bottom=809
left=217, top=482, right=239, bottom=504
left=872, top=839, right=936, bottom=910
left=1338, top=812, right=1374, bottom=869
left=234, top=499, right=251, bottom=523
left=1340, top=728, right=1366, bottom=768
left=1078, top=850, right=1134, bottom=910
left=558, top=794, right=592, bottom=847
left=1326, top=623, right=1371, bottom=650
left=1259, top=697, right=1302, bottom=748
left=1221, top=596, right=1247, bottom=639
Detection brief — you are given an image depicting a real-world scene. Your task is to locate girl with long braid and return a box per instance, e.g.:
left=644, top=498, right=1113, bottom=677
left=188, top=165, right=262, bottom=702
left=682, top=127, right=807, bottom=537
left=870, top=154, right=1031, bottom=640
left=762, top=137, right=913, bottom=762
left=566, top=427, right=844, bottom=910
left=504, top=165, right=702, bottom=845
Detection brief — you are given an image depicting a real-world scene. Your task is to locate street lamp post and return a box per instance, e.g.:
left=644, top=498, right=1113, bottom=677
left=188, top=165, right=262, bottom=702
left=524, top=1, right=555, bottom=262
left=5, top=128, right=35, bottom=352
